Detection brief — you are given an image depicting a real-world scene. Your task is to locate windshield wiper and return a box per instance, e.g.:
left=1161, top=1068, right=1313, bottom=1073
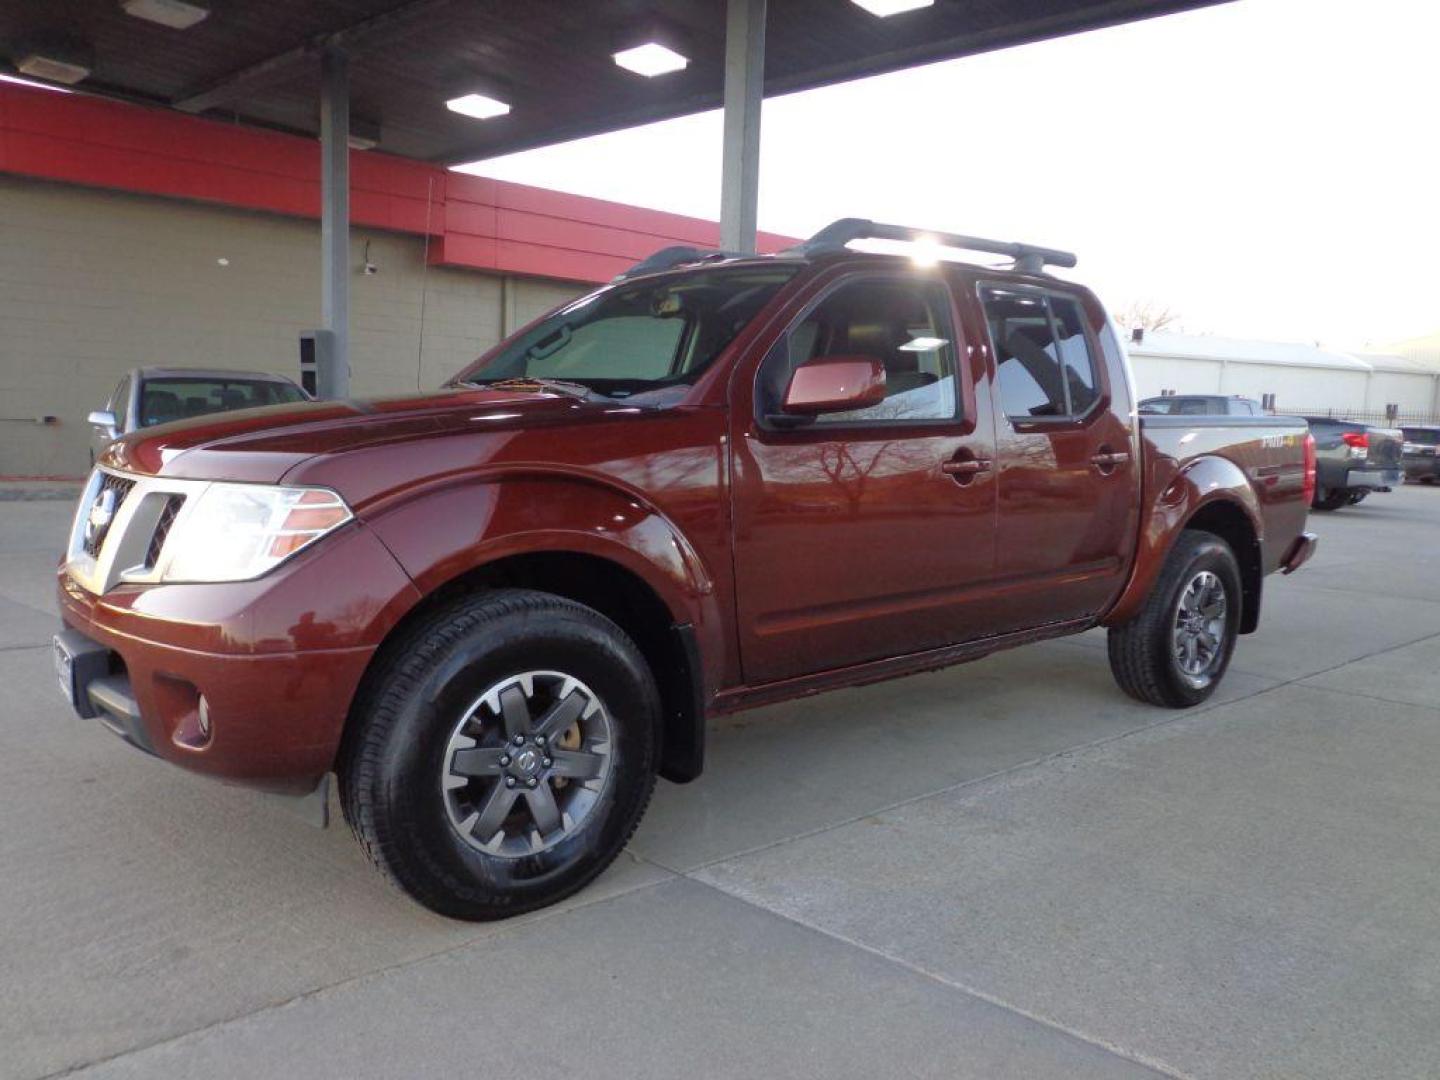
left=458, top=377, right=599, bottom=400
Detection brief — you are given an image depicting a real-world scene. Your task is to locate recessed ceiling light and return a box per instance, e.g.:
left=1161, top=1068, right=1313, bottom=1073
left=0, top=73, right=74, bottom=94
left=15, top=53, right=90, bottom=85
left=613, top=42, right=689, bottom=77
left=850, top=0, right=934, bottom=15
left=446, top=93, right=511, bottom=120
left=122, top=0, right=211, bottom=30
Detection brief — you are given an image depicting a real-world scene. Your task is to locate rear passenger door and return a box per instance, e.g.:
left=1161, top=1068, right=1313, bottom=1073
left=977, top=284, right=1139, bottom=632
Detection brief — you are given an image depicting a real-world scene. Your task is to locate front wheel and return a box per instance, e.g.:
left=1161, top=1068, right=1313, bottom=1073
left=1108, top=530, right=1242, bottom=708
left=340, top=589, right=659, bottom=920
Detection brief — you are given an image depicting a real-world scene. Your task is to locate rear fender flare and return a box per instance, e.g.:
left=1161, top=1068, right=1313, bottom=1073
left=1103, top=455, right=1263, bottom=630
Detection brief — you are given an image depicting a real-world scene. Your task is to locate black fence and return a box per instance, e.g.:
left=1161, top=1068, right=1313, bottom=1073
left=1278, top=407, right=1440, bottom=427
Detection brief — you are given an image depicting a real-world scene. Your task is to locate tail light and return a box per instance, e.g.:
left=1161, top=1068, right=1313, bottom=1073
left=1340, top=431, right=1368, bottom=459
left=1302, top=432, right=1317, bottom=505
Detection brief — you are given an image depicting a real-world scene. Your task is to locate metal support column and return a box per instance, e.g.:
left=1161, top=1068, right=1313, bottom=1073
left=319, top=46, right=351, bottom=399
left=719, top=0, right=765, bottom=254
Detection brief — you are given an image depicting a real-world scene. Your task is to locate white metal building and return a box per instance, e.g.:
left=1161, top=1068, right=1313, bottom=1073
left=1127, top=331, right=1440, bottom=420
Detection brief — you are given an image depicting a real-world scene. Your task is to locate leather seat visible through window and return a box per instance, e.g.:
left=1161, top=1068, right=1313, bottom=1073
left=141, top=390, right=181, bottom=426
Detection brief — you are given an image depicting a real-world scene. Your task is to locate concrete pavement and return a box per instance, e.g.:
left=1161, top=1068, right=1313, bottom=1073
left=3, top=486, right=1439, bottom=1078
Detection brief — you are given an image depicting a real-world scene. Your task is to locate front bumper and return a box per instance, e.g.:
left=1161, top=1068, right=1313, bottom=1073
left=56, top=521, right=421, bottom=795
left=53, top=628, right=155, bottom=755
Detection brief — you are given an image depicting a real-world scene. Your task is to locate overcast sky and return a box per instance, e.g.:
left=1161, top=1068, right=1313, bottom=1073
left=457, top=0, right=1437, bottom=350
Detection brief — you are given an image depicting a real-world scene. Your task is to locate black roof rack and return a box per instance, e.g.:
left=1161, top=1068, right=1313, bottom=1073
left=787, top=217, right=1076, bottom=274
left=613, top=245, right=748, bottom=282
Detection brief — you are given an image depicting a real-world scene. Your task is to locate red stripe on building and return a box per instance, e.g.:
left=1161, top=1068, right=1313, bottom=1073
left=0, top=83, right=795, bottom=283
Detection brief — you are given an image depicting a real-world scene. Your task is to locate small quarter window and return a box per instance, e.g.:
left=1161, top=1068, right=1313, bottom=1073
left=1048, top=295, right=1100, bottom=415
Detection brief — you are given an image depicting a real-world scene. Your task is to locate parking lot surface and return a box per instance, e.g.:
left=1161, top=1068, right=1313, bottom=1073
left=3, top=486, right=1439, bottom=1079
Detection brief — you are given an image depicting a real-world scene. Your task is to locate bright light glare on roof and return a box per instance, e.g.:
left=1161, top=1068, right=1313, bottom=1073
left=0, top=73, right=74, bottom=94
left=851, top=237, right=963, bottom=265
left=446, top=93, right=511, bottom=120
left=908, top=237, right=943, bottom=266
left=613, top=42, right=689, bottom=77
left=850, top=0, right=934, bottom=16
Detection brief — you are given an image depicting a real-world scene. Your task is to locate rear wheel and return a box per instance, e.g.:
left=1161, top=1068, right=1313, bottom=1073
left=1108, top=530, right=1242, bottom=708
left=1311, top=487, right=1350, bottom=511
left=340, top=589, right=659, bottom=920
left=1347, top=491, right=1368, bottom=505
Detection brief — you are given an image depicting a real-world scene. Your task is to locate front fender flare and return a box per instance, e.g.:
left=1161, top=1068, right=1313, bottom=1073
left=360, top=472, right=727, bottom=685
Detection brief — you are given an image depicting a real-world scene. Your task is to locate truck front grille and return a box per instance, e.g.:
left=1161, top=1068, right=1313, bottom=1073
left=68, top=469, right=209, bottom=594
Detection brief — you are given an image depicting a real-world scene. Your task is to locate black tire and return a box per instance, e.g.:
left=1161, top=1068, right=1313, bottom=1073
left=340, top=588, right=659, bottom=921
left=1107, top=529, right=1242, bottom=708
left=1347, top=491, right=1368, bottom=505
left=1311, top=488, right=1349, bottom=511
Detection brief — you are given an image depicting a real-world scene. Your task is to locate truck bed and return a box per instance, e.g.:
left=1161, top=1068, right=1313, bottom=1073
left=1138, top=413, right=1311, bottom=577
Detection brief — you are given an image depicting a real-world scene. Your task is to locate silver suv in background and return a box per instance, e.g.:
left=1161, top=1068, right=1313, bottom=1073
left=88, top=368, right=309, bottom=464
left=1139, top=395, right=1264, bottom=416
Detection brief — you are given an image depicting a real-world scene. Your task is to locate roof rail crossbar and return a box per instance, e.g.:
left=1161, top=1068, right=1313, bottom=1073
left=614, top=245, right=746, bottom=282
left=787, top=217, right=1077, bottom=273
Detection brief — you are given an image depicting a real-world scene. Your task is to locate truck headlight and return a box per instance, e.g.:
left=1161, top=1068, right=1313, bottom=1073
left=162, top=484, right=352, bottom=583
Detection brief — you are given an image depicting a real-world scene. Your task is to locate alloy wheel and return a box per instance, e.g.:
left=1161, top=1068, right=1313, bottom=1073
left=441, top=670, right=613, bottom=857
left=1171, top=570, right=1228, bottom=687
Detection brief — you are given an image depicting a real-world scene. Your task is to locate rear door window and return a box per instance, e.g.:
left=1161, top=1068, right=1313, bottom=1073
left=981, top=287, right=1102, bottom=420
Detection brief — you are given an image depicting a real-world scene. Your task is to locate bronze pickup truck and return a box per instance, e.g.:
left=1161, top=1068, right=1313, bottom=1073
left=55, top=219, right=1318, bottom=919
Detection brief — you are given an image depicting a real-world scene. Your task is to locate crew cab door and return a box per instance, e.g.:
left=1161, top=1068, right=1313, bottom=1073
left=729, top=269, right=999, bottom=684
left=975, top=284, right=1139, bottom=631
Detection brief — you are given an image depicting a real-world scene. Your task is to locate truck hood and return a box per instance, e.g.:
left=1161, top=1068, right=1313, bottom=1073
left=100, top=388, right=628, bottom=483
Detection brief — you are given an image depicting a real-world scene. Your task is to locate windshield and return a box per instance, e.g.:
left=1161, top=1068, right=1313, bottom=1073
left=452, top=266, right=797, bottom=401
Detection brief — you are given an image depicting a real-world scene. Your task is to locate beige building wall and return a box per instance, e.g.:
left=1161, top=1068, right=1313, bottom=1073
left=0, top=176, right=583, bottom=476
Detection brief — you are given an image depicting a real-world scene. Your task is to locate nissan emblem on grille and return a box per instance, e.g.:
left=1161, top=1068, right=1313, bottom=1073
left=84, top=488, right=117, bottom=553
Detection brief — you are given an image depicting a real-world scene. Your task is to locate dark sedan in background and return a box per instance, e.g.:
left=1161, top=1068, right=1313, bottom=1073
left=1401, top=425, right=1440, bottom=484
left=1303, top=417, right=1404, bottom=510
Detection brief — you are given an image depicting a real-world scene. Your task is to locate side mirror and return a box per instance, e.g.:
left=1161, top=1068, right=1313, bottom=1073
left=780, top=356, right=887, bottom=419
left=88, top=410, right=117, bottom=431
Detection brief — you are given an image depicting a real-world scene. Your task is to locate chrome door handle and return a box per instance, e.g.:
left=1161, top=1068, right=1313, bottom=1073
left=941, top=457, right=993, bottom=478
left=1090, top=450, right=1130, bottom=469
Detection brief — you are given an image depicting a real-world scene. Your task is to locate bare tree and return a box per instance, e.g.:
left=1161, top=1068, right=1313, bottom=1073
left=1111, top=299, right=1181, bottom=335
